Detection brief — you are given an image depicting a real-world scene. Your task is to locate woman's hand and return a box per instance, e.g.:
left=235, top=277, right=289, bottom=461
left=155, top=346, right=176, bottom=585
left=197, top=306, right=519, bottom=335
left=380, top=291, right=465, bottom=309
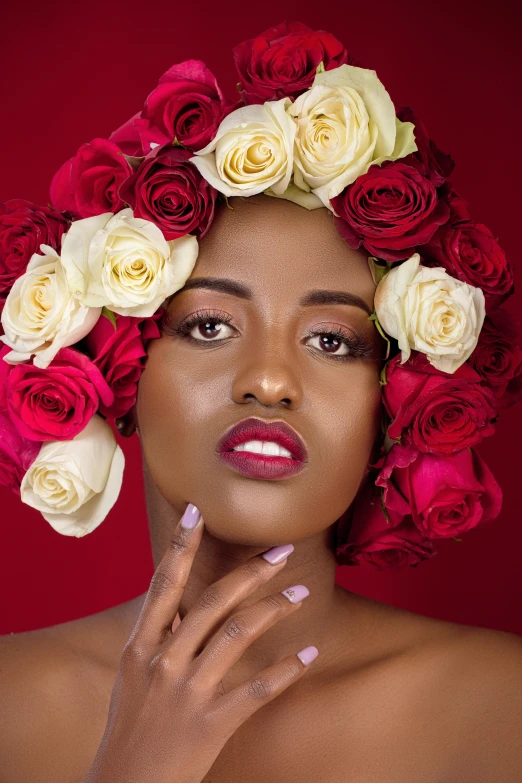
left=82, top=504, right=317, bottom=783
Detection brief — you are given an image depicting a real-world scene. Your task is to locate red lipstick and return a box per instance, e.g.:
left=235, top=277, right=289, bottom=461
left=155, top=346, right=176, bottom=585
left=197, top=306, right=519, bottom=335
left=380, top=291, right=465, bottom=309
left=216, top=417, right=308, bottom=480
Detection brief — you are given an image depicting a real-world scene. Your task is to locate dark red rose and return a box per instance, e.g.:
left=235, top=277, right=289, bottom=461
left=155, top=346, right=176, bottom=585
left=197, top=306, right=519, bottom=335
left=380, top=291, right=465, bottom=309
left=0, top=411, right=40, bottom=495
left=85, top=311, right=162, bottom=420
left=397, top=107, right=454, bottom=187
left=383, top=352, right=497, bottom=454
left=233, top=20, right=351, bottom=104
left=423, top=220, right=513, bottom=307
left=50, top=138, right=133, bottom=219
left=118, top=145, right=218, bottom=240
left=135, top=60, right=238, bottom=154
left=468, top=308, right=522, bottom=409
left=335, top=479, right=436, bottom=570
left=2, top=344, right=113, bottom=441
left=376, top=444, right=502, bottom=540
left=0, top=200, right=69, bottom=297
left=439, top=185, right=471, bottom=222
left=332, top=161, right=449, bottom=261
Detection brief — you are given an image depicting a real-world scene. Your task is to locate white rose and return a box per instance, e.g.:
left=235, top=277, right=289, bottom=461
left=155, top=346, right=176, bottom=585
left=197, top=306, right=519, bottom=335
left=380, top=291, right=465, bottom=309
left=189, top=97, right=296, bottom=197
left=0, top=245, right=101, bottom=369
left=20, top=414, right=125, bottom=537
left=374, top=253, right=485, bottom=373
left=60, top=209, right=198, bottom=317
left=288, top=64, right=417, bottom=209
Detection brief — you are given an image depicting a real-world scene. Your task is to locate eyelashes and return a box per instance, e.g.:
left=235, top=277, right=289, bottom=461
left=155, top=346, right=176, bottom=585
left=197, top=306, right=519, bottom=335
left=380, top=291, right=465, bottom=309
left=161, top=308, right=377, bottom=362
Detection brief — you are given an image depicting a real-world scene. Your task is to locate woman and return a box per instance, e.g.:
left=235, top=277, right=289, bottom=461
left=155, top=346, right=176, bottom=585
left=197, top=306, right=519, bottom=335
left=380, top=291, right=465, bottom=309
left=0, top=194, right=520, bottom=782
left=1, top=20, right=521, bottom=782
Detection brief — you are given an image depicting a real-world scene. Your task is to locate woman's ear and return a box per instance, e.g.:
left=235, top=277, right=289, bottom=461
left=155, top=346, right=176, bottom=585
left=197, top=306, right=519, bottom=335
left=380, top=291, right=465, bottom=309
left=115, top=405, right=139, bottom=438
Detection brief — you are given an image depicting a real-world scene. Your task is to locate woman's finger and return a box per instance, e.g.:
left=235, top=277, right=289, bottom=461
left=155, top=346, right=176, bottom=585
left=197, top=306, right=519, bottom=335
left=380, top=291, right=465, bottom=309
left=189, top=585, right=310, bottom=687
left=128, top=503, right=204, bottom=652
left=211, top=647, right=319, bottom=730
left=168, top=545, right=294, bottom=662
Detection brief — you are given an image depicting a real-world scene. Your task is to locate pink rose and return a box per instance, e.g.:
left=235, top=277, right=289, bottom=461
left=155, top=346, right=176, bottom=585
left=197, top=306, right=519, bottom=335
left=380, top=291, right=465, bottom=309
left=468, top=308, right=522, bottom=409
left=85, top=311, right=162, bottom=419
left=397, top=107, right=454, bottom=187
left=0, top=199, right=70, bottom=298
left=335, top=479, right=436, bottom=570
left=0, top=411, right=40, bottom=495
left=2, top=345, right=113, bottom=441
left=119, top=145, right=217, bottom=239
left=135, top=60, right=238, bottom=154
left=424, top=220, right=514, bottom=308
left=50, top=138, right=133, bottom=219
left=332, top=161, right=449, bottom=262
left=376, top=444, right=502, bottom=540
left=233, top=20, right=350, bottom=104
left=383, top=353, right=497, bottom=454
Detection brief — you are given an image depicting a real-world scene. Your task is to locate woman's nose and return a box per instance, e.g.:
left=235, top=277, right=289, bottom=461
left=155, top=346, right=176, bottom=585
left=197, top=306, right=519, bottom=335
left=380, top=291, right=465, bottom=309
left=231, top=340, right=303, bottom=409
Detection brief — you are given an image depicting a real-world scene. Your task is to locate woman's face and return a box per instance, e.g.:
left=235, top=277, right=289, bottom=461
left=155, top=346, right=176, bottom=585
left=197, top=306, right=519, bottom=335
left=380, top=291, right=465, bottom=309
left=137, top=195, right=383, bottom=547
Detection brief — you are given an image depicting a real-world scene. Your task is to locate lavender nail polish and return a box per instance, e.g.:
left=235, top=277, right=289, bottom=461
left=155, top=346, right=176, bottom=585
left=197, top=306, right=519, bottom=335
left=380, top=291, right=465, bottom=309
left=297, top=646, right=319, bottom=666
left=180, top=503, right=201, bottom=529
left=261, top=544, right=295, bottom=564
left=281, top=585, right=309, bottom=604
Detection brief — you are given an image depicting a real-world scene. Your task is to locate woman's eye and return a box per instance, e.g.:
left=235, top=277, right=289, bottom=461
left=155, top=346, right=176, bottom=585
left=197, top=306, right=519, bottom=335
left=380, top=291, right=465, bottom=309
left=188, top=319, right=235, bottom=341
left=305, top=333, right=351, bottom=356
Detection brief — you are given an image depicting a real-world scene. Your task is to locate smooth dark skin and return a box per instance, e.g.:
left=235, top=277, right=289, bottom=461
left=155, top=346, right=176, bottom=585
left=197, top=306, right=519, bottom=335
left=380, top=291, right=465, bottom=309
left=1, top=195, right=522, bottom=782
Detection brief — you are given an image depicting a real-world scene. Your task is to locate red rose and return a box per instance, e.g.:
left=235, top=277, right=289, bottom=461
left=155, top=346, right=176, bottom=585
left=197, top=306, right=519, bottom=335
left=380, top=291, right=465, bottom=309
left=50, top=138, right=133, bottom=219
left=0, top=411, right=40, bottom=495
left=2, top=345, right=113, bottom=441
left=233, top=21, right=350, bottom=104
left=424, top=220, right=514, bottom=307
left=335, top=479, right=436, bottom=570
left=135, top=60, right=238, bottom=154
left=109, top=111, right=143, bottom=157
left=376, top=444, right=502, bottom=540
left=332, top=161, right=449, bottom=261
left=468, top=308, right=522, bottom=409
left=85, top=311, right=162, bottom=420
left=397, top=107, right=454, bottom=187
left=0, top=199, right=69, bottom=298
left=383, top=353, right=496, bottom=454
left=118, top=145, right=217, bottom=240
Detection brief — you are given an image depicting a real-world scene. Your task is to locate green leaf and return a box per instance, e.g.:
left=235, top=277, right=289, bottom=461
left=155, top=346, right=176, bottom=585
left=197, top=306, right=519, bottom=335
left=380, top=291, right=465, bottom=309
left=379, top=363, right=388, bottom=386
left=315, top=61, right=325, bottom=74
left=451, top=537, right=463, bottom=543
left=123, top=154, right=145, bottom=171
left=101, top=306, right=117, bottom=330
left=368, top=256, right=391, bottom=285
left=368, top=311, right=391, bottom=360
left=172, top=137, right=182, bottom=147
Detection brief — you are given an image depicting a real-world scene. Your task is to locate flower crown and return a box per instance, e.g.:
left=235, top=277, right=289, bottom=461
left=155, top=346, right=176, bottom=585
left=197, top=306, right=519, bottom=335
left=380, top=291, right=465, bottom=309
left=1, top=21, right=519, bottom=569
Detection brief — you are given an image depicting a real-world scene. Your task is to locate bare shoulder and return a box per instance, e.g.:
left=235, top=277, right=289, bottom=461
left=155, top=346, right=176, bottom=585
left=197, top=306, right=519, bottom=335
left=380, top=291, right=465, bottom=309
left=401, top=615, right=522, bottom=781
left=336, top=594, right=522, bottom=782
left=0, top=614, right=118, bottom=783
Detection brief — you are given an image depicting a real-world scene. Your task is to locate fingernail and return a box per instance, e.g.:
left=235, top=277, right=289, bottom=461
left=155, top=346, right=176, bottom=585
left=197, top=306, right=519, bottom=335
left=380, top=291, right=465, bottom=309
left=281, top=585, right=309, bottom=604
left=261, top=544, right=295, bottom=564
left=297, top=646, right=319, bottom=666
left=180, top=503, right=201, bottom=529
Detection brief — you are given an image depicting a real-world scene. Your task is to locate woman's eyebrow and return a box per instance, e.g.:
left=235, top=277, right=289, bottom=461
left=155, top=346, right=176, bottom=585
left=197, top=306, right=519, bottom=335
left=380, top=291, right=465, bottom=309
left=173, top=277, right=372, bottom=315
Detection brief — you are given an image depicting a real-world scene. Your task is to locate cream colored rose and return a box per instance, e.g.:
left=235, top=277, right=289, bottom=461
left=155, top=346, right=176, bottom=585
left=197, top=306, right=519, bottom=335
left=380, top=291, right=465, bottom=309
left=0, top=245, right=101, bottom=369
left=189, top=98, right=296, bottom=197
left=288, top=64, right=417, bottom=209
left=20, top=414, right=125, bottom=537
left=374, top=253, right=485, bottom=373
left=60, top=209, right=198, bottom=317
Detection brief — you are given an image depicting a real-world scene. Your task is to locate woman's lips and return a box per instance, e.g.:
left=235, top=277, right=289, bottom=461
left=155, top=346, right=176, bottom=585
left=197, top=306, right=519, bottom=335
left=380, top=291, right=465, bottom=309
left=216, top=417, right=308, bottom=480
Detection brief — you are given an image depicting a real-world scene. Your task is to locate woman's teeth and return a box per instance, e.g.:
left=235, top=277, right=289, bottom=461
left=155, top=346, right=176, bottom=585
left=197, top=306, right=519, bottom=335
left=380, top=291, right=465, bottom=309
left=232, top=440, right=293, bottom=458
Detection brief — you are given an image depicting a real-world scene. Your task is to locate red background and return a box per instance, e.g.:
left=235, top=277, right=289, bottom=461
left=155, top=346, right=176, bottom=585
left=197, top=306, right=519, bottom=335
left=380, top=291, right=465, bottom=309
left=1, top=0, right=521, bottom=635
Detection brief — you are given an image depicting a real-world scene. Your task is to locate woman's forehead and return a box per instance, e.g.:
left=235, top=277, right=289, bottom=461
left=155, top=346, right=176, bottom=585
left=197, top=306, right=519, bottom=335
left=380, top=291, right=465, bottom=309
left=192, top=195, right=376, bottom=299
